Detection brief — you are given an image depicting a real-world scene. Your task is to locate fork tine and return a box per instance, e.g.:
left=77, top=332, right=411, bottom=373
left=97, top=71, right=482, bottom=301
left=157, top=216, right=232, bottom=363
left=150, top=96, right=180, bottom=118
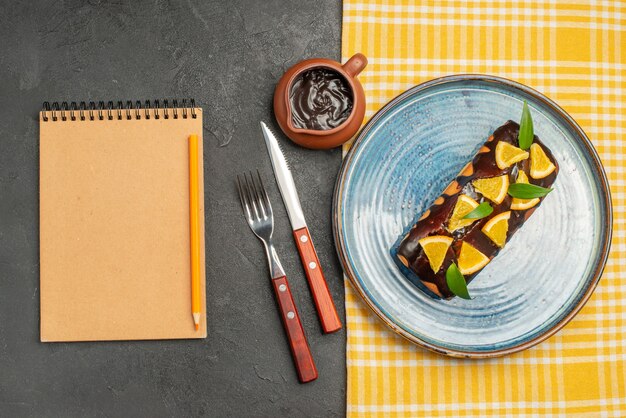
left=256, top=169, right=272, bottom=216
left=251, top=171, right=267, bottom=219
left=246, top=171, right=261, bottom=217
left=236, top=175, right=251, bottom=219
left=244, top=172, right=260, bottom=219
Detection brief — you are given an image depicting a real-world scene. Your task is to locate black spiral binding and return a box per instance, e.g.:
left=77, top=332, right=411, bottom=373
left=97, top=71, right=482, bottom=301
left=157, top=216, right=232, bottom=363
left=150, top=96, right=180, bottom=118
left=41, top=99, right=197, bottom=122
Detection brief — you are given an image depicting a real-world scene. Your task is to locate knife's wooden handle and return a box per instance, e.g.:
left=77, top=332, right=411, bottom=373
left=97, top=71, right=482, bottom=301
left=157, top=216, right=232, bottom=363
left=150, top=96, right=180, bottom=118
left=293, top=227, right=342, bottom=334
left=271, top=276, right=318, bottom=383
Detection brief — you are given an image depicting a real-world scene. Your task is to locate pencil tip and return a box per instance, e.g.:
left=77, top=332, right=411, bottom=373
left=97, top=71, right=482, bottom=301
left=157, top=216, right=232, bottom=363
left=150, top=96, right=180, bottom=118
left=193, top=313, right=201, bottom=330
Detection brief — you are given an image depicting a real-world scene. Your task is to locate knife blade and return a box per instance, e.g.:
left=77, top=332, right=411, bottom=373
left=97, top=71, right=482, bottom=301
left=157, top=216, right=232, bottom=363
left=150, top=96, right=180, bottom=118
left=260, top=122, right=306, bottom=230
left=260, top=121, right=342, bottom=334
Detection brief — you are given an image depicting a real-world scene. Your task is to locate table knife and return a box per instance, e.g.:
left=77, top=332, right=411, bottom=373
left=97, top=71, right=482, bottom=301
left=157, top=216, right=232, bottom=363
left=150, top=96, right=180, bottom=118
left=260, top=121, right=342, bottom=334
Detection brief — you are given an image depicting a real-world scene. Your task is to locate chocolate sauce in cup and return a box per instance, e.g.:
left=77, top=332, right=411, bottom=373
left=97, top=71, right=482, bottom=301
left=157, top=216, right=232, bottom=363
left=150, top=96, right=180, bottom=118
left=289, top=68, right=354, bottom=131
left=273, top=53, right=368, bottom=150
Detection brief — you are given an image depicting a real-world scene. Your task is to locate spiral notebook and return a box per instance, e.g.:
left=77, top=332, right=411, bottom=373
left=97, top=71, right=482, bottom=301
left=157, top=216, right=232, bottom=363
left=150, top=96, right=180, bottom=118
left=39, top=99, right=207, bottom=342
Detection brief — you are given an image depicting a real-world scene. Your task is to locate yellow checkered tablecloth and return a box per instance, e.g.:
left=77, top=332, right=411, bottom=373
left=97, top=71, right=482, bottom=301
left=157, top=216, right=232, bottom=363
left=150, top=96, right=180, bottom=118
left=341, top=1, right=625, bottom=416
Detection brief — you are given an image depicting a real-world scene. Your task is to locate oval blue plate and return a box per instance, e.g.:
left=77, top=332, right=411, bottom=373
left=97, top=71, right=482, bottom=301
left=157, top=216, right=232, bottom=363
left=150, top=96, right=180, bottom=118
left=333, top=75, right=612, bottom=357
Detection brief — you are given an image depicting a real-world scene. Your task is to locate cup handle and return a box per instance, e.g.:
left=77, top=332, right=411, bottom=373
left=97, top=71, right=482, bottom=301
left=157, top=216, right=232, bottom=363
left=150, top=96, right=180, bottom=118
left=342, top=53, right=368, bottom=78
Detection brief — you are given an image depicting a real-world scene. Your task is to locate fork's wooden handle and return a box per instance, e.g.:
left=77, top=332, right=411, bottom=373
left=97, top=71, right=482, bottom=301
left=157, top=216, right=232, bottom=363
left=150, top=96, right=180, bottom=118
left=271, top=276, right=318, bottom=383
left=293, top=227, right=342, bottom=334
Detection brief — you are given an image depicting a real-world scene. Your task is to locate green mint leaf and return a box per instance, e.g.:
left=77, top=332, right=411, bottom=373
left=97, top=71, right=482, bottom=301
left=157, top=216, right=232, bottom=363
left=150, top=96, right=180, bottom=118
left=463, top=202, right=494, bottom=219
left=518, top=100, right=534, bottom=150
left=508, top=183, right=553, bottom=199
left=446, top=263, right=471, bottom=300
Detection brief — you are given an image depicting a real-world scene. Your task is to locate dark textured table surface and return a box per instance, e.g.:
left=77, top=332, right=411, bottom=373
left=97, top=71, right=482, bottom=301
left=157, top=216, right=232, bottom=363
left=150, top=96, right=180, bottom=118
left=0, top=0, right=345, bottom=416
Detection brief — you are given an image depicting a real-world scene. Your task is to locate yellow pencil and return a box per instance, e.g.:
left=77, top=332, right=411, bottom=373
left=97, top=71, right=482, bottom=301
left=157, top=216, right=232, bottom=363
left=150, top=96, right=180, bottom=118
left=189, top=134, right=201, bottom=330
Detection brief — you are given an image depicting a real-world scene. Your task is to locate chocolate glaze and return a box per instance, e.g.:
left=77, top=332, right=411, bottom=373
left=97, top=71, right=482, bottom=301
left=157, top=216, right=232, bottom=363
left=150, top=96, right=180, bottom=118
left=394, top=121, right=559, bottom=299
left=289, top=68, right=353, bottom=131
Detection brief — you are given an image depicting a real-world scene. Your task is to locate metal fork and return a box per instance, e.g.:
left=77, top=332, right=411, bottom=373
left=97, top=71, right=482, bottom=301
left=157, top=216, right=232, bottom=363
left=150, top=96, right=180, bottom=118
left=236, top=171, right=318, bottom=383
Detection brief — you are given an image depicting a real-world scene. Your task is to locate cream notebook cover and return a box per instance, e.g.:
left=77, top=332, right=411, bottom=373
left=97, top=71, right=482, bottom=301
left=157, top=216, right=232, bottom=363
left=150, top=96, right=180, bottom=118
left=39, top=100, right=206, bottom=342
